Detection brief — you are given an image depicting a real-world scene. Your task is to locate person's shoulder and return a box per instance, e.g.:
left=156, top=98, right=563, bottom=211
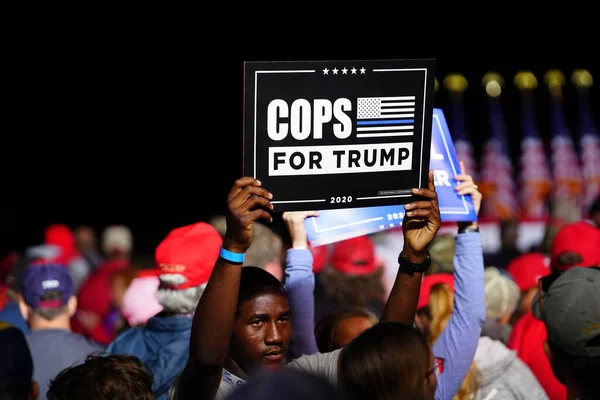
left=288, top=348, right=342, bottom=364
left=66, top=330, right=106, bottom=351
left=286, top=348, right=342, bottom=380
left=105, top=327, right=145, bottom=351
left=216, top=372, right=242, bottom=398
left=168, top=369, right=234, bottom=400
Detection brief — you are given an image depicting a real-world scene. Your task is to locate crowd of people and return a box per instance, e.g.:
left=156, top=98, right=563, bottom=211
left=1, top=170, right=599, bottom=400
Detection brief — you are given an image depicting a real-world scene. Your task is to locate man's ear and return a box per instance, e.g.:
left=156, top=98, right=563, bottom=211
left=30, top=380, right=39, bottom=400
left=18, top=297, right=30, bottom=321
left=67, top=296, right=78, bottom=318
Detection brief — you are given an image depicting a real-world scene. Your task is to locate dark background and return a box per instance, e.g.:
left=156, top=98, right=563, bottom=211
left=2, top=27, right=598, bottom=259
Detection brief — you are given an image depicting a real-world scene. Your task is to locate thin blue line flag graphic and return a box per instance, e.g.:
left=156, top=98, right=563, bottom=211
left=356, top=96, right=416, bottom=138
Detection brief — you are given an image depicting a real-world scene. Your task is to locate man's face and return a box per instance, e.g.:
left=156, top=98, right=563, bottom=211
left=230, top=292, right=291, bottom=374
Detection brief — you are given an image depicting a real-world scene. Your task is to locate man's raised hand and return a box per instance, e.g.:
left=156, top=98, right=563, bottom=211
left=402, top=169, right=441, bottom=257
left=224, top=177, right=274, bottom=253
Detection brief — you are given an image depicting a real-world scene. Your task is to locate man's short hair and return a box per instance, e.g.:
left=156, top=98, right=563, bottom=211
left=156, top=284, right=204, bottom=314
left=47, top=353, right=154, bottom=400
left=237, top=266, right=286, bottom=309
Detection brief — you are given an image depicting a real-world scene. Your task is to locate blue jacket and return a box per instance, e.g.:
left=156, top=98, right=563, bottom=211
left=107, top=314, right=193, bottom=400
left=0, top=301, right=30, bottom=335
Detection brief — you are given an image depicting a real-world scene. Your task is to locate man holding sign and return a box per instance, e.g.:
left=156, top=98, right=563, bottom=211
left=244, top=59, right=436, bottom=212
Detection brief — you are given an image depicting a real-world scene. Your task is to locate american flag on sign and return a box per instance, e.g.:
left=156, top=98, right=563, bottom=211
left=356, top=96, right=415, bottom=138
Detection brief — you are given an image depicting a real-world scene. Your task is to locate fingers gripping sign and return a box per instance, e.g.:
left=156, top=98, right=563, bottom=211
left=454, top=160, right=482, bottom=217
left=224, top=177, right=274, bottom=253
left=282, top=211, right=320, bottom=249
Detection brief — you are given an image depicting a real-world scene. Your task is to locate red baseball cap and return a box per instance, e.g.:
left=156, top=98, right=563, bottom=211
left=418, top=273, right=455, bottom=310
left=155, top=222, right=222, bottom=290
left=506, top=252, right=551, bottom=292
left=550, top=221, right=600, bottom=272
left=331, top=236, right=377, bottom=275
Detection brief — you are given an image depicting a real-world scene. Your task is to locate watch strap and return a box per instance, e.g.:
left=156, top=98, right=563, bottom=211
left=398, top=251, right=431, bottom=273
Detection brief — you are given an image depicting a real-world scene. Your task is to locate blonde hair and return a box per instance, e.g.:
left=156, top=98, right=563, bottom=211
left=429, top=283, right=479, bottom=400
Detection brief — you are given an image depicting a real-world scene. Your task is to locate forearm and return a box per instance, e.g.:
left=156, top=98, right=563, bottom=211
left=452, top=232, right=485, bottom=325
left=285, top=248, right=319, bottom=357
left=381, top=246, right=426, bottom=323
left=433, top=231, right=485, bottom=400
left=189, top=246, right=243, bottom=368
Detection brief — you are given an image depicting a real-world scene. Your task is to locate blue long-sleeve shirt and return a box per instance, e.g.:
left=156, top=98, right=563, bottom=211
left=284, top=249, right=319, bottom=359
left=432, top=231, right=486, bottom=400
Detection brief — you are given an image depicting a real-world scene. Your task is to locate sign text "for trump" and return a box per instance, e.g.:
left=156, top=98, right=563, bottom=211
left=269, top=143, right=412, bottom=176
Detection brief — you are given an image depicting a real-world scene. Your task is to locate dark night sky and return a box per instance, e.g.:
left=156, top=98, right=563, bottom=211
left=2, top=26, right=598, bottom=259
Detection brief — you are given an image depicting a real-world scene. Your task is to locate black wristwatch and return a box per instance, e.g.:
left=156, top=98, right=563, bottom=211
left=398, top=251, right=431, bottom=274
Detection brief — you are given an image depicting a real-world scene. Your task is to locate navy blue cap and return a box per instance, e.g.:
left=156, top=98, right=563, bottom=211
left=21, top=263, right=73, bottom=308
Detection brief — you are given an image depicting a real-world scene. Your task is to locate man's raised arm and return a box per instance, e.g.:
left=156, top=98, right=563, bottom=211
left=177, top=177, right=273, bottom=400
left=381, top=169, right=441, bottom=324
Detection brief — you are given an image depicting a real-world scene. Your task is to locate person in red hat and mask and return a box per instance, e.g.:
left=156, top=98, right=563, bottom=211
left=508, top=220, right=600, bottom=400
left=106, top=222, right=223, bottom=400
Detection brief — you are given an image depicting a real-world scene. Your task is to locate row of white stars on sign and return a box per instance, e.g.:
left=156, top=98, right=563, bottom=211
left=323, top=67, right=367, bottom=75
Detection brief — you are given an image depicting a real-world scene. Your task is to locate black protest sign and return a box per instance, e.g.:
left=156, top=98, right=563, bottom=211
left=243, top=59, right=435, bottom=212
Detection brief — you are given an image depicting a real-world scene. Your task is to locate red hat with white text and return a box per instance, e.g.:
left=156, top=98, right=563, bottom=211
left=155, top=222, right=222, bottom=290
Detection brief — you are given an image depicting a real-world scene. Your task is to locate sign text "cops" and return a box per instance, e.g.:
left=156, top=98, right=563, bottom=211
left=267, top=98, right=352, bottom=140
